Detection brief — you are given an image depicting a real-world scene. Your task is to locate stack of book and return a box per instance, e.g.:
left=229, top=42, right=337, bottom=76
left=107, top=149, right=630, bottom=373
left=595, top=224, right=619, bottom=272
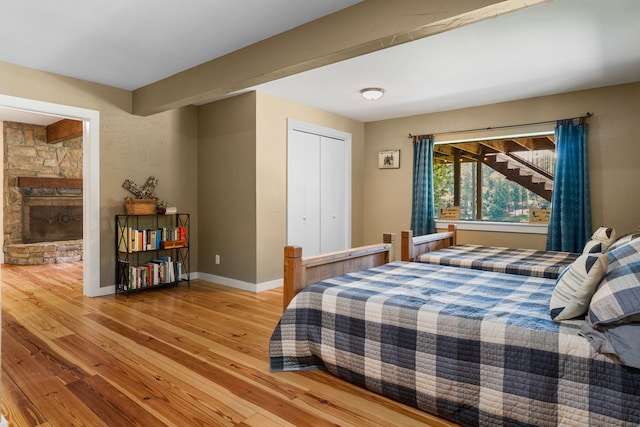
left=118, top=225, right=186, bottom=252
left=120, top=256, right=183, bottom=289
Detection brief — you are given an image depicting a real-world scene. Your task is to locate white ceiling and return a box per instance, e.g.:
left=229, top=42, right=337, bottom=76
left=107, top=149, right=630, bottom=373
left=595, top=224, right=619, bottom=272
left=249, top=0, right=640, bottom=122
left=1, top=0, right=639, bottom=124
left=0, top=0, right=361, bottom=91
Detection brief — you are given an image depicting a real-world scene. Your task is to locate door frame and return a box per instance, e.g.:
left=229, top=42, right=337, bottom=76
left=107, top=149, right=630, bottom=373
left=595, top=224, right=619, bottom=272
left=287, top=118, right=352, bottom=251
left=0, top=94, right=103, bottom=297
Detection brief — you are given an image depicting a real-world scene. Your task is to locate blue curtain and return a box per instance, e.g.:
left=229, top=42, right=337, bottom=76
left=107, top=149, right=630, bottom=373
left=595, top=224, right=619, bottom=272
left=411, top=135, right=436, bottom=235
left=546, top=120, right=591, bottom=252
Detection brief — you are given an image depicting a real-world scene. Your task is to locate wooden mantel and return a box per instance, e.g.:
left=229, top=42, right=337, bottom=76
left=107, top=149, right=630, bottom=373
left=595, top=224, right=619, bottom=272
left=17, top=177, right=83, bottom=189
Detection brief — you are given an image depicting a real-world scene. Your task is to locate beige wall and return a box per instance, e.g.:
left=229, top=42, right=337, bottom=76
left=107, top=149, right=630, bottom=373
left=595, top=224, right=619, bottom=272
left=197, top=93, right=258, bottom=283
left=364, top=82, right=640, bottom=250
left=0, top=61, right=200, bottom=286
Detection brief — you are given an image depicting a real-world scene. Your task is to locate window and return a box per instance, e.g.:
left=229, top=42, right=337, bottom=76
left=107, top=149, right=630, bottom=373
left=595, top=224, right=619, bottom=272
left=433, top=132, right=555, bottom=224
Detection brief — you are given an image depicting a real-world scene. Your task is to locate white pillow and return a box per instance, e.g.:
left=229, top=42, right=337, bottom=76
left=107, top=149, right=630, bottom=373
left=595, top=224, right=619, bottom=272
left=590, top=227, right=616, bottom=251
left=583, top=239, right=605, bottom=254
left=550, top=252, right=608, bottom=321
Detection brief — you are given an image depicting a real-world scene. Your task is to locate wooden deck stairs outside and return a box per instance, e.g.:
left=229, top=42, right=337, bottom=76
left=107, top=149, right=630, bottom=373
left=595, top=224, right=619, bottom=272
left=433, top=134, right=556, bottom=202
left=481, top=152, right=553, bottom=201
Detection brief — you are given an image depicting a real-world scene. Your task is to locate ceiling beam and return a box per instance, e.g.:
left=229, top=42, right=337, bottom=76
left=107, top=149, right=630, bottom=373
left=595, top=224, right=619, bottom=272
left=46, top=119, right=83, bottom=144
left=132, top=0, right=551, bottom=116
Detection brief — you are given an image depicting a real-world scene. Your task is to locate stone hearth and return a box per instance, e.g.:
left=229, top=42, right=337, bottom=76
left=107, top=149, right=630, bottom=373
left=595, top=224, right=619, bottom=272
left=4, top=240, right=83, bottom=265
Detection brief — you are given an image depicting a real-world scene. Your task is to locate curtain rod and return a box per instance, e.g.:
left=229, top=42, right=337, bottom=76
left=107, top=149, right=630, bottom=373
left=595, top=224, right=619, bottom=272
left=408, top=112, right=593, bottom=139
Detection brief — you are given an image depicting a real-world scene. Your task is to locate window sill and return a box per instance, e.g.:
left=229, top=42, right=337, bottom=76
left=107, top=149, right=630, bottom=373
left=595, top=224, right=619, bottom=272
left=436, top=220, right=549, bottom=235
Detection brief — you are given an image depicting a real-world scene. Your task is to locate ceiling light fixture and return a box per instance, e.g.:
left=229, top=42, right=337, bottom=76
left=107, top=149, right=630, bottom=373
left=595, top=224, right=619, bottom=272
left=360, top=87, right=384, bottom=101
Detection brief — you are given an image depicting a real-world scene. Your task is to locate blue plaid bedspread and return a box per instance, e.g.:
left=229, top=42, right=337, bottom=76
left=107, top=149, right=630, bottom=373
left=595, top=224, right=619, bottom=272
left=270, top=262, right=640, bottom=426
left=416, top=244, right=579, bottom=278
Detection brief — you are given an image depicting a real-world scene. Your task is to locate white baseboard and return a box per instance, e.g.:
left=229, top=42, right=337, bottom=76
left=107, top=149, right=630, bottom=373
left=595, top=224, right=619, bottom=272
left=196, top=272, right=282, bottom=293
left=102, top=272, right=282, bottom=295
left=91, top=284, right=116, bottom=297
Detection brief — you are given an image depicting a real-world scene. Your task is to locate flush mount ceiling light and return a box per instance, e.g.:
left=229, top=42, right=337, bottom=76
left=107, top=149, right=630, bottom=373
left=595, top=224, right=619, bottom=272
left=360, top=87, right=384, bottom=101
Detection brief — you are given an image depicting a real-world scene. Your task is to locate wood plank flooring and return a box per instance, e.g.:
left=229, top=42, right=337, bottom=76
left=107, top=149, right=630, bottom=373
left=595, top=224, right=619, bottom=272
left=1, top=262, right=457, bottom=427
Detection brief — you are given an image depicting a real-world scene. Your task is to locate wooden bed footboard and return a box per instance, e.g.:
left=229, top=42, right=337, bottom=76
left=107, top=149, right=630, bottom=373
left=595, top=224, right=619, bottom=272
left=401, top=224, right=457, bottom=261
left=283, top=233, right=395, bottom=310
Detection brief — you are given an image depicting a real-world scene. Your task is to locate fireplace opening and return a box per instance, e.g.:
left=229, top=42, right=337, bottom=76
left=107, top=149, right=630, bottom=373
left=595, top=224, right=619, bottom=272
left=22, top=196, right=83, bottom=243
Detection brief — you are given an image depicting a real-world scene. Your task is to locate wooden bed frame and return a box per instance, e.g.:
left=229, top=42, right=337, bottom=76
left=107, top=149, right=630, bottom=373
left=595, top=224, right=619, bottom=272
left=283, top=225, right=458, bottom=309
left=401, top=224, right=457, bottom=261
left=283, top=233, right=395, bottom=309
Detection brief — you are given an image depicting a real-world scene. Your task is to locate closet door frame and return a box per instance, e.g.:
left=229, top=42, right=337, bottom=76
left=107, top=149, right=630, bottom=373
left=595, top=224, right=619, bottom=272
left=287, top=119, right=352, bottom=254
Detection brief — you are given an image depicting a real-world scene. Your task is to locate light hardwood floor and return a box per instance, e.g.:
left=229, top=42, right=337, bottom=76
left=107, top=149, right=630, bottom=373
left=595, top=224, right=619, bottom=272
left=1, top=262, right=457, bottom=427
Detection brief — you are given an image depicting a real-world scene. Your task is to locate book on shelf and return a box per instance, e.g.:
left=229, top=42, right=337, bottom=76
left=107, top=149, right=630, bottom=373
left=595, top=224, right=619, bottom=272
left=122, top=227, right=190, bottom=252
left=151, top=256, right=175, bottom=284
left=176, top=261, right=183, bottom=281
left=147, top=230, right=156, bottom=251
left=127, top=263, right=161, bottom=289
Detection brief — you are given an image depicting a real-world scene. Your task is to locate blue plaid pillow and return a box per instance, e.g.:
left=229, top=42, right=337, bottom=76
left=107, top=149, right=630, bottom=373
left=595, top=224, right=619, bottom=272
left=608, top=232, right=640, bottom=253
left=607, top=235, right=640, bottom=270
left=588, top=258, right=640, bottom=327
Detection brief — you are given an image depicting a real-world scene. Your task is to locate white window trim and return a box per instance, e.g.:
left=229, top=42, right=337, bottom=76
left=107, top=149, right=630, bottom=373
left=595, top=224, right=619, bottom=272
left=436, top=219, right=549, bottom=235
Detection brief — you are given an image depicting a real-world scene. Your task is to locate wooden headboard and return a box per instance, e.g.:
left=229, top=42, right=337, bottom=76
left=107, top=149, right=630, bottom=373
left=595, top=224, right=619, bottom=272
left=282, top=233, right=395, bottom=310
left=401, top=224, right=457, bottom=261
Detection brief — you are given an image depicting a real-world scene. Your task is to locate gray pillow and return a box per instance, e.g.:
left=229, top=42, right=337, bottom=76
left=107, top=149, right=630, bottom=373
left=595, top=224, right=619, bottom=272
left=588, top=259, right=640, bottom=326
left=580, top=316, right=640, bottom=369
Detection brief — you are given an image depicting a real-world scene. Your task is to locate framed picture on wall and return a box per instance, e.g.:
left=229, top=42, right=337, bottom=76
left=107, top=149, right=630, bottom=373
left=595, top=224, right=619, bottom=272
left=379, top=149, right=400, bottom=169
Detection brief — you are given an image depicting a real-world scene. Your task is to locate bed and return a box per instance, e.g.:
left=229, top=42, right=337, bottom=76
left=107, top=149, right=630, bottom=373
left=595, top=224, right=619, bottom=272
left=270, top=234, right=640, bottom=426
left=401, top=225, right=611, bottom=279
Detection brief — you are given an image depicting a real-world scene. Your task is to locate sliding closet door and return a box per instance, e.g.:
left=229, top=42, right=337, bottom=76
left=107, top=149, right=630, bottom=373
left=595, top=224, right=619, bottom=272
left=287, top=121, right=351, bottom=257
left=319, top=135, right=347, bottom=254
left=287, top=130, right=321, bottom=256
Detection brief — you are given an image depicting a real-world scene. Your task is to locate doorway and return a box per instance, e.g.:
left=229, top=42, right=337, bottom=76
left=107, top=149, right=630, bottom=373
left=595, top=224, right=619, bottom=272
left=0, top=94, right=103, bottom=297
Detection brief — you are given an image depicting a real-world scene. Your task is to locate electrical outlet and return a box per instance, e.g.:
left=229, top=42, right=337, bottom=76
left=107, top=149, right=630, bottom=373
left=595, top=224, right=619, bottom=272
left=215, top=254, right=220, bottom=265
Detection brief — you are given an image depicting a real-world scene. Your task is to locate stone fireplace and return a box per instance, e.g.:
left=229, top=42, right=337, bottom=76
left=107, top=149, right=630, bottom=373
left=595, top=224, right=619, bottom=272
left=3, top=121, right=84, bottom=264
